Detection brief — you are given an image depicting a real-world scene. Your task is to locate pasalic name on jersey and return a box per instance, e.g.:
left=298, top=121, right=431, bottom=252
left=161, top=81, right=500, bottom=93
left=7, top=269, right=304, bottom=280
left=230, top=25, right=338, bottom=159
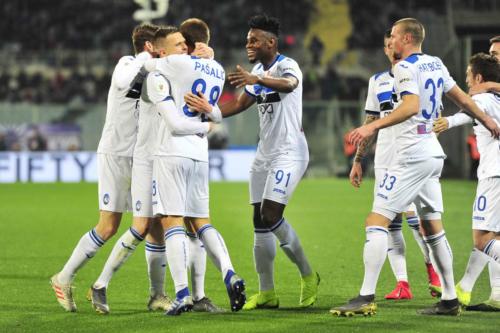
left=194, top=61, right=225, bottom=81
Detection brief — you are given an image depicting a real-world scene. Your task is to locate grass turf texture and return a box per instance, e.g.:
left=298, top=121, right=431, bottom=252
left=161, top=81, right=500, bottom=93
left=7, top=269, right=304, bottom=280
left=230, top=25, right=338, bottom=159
left=1, top=179, right=499, bottom=333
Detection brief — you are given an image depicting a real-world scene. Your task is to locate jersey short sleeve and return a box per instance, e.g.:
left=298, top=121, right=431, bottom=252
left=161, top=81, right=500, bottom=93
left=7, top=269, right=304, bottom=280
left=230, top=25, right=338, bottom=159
left=277, top=57, right=303, bottom=82
left=394, top=62, right=419, bottom=97
left=143, top=72, right=171, bottom=104
left=364, top=75, right=380, bottom=113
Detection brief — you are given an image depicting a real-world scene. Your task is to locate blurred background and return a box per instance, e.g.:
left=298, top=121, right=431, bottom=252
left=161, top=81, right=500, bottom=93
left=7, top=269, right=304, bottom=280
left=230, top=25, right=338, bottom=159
left=0, top=0, right=498, bottom=182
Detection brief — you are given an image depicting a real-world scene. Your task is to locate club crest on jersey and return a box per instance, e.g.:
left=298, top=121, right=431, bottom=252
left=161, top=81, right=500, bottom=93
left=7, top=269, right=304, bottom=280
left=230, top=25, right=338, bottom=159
left=103, top=193, right=110, bottom=205
left=135, top=200, right=142, bottom=212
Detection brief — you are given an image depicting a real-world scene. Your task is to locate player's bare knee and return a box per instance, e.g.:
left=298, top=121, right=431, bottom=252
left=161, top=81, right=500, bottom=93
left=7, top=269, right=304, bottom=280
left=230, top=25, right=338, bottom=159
left=132, top=217, right=150, bottom=237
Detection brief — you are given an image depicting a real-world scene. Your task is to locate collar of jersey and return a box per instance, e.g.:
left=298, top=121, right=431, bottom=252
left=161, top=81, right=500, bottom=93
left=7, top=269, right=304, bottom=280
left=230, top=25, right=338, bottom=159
left=262, top=54, right=283, bottom=70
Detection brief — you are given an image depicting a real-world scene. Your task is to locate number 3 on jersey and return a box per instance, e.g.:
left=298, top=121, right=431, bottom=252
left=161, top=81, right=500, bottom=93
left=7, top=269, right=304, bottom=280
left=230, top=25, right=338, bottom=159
left=379, top=173, right=396, bottom=191
left=422, top=77, right=443, bottom=119
left=183, top=78, right=221, bottom=117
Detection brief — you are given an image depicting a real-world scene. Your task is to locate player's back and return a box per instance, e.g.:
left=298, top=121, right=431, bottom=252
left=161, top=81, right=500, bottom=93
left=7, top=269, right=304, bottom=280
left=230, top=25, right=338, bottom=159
left=98, top=54, right=147, bottom=157
left=392, top=53, right=455, bottom=162
left=472, top=92, right=500, bottom=179
left=150, top=54, right=225, bottom=162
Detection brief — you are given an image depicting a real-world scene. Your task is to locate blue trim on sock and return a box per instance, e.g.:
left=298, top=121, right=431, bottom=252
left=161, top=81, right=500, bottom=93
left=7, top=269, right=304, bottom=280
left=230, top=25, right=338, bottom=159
left=424, top=232, right=445, bottom=245
left=366, top=226, right=388, bottom=234
left=145, top=242, right=166, bottom=252
left=224, top=269, right=235, bottom=285
left=164, top=227, right=186, bottom=240
left=176, top=287, right=190, bottom=300
left=197, top=224, right=214, bottom=238
left=89, top=229, right=104, bottom=247
left=270, top=217, right=285, bottom=232
left=129, top=227, right=144, bottom=241
left=484, top=239, right=496, bottom=255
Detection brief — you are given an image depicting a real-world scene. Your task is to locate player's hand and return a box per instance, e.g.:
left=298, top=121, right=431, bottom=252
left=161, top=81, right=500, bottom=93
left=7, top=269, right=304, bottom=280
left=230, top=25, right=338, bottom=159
left=192, top=42, right=214, bottom=59
left=433, top=117, right=449, bottom=134
left=228, top=65, right=259, bottom=88
left=184, top=92, right=212, bottom=113
left=349, top=162, right=363, bottom=188
left=348, top=124, right=375, bottom=147
left=481, top=115, right=500, bottom=139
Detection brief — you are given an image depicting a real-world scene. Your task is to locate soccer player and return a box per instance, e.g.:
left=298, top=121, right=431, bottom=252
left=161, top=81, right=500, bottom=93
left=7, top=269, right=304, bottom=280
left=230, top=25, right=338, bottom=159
left=50, top=24, right=158, bottom=312
left=185, top=14, right=319, bottom=310
left=434, top=53, right=500, bottom=311
left=330, top=18, right=500, bottom=317
left=144, top=18, right=246, bottom=315
left=86, top=26, right=188, bottom=314
left=469, top=36, right=500, bottom=95
left=349, top=30, right=441, bottom=300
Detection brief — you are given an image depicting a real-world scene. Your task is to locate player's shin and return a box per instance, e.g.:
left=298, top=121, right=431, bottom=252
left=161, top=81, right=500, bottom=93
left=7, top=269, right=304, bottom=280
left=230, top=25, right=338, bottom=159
left=164, top=226, right=190, bottom=299
left=423, top=230, right=457, bottom=300
left=360, top=226, right=388, bottom=296
left=94, top=227, right=144, bottom=288
left=187, top=233, right=207, bottom=301
left=254, top=229, right=276, bottom=291
left=459, top=248, right=489, bottom=292
left=197, top=223, right=234, bottom=280
left=58, top=229, right=105, bottom=284
left=387, top=218, right=408, bottom=282
left=270, top=218, right=312, bottom=277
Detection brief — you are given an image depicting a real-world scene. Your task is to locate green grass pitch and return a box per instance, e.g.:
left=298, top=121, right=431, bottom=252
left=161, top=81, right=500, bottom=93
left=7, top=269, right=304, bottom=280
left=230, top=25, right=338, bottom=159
left=1, top=178, right=499, bottom=332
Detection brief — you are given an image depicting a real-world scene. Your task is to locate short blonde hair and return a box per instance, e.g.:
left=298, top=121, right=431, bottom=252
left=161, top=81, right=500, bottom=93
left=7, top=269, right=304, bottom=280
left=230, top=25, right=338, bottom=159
left=394, top=18, right=425, bottom=45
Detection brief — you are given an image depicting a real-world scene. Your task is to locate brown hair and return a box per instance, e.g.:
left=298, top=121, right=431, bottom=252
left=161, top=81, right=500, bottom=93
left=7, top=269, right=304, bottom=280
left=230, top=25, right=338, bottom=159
left=469, top=53, right=500, bottom=83
left=152, top=25, right=179, bottom=49
left=394, top=18, right=425, bottom=45
left=490, top=36, right=500, bottom=44
left=132, top=23, right=158, bottom=54
left=180, top=18, right=210, bottom=50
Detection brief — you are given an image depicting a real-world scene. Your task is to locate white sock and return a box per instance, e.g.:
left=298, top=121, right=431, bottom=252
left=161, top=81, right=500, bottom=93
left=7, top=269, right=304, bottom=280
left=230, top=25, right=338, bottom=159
left=360, top=226, right=388, bottom=296
left=254, top=229, right=276, bottom=291
left=164, top=227, right=190, bottom=295
left=489, top=261, right=500, bottom=301
left=459, top=248, right=489, bottom=292
left=94, top=228, right=144, bottom=289
left=387, top=218, right=408, bottom=282
left=145, top=241, right=166, bottom=297
left=58, top=228, right=105, bottom=284
left=424, top=231, right=457, bottom=300
left=270, top=218, right=312, bottom=277
left=187, top=232, right=206, bottom=301
left=407, top=216, right=431, bottom=263
left=197, top=224, right=234, bottom=281
left=484, top=239, right=500, bottom=264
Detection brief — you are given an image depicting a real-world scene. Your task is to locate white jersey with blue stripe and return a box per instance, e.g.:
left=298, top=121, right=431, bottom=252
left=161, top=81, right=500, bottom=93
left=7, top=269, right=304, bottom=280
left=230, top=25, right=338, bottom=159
left=392, top=53, right=455, bottom=162
left=365, top=70, right=395, bottom=168
left=472, top=93, right=500, bottom=180
left=145, top=54, right=225, bottom=162
left=245, top=54, right=309, bottom=161
left=98, top=51, right=152, bottom=157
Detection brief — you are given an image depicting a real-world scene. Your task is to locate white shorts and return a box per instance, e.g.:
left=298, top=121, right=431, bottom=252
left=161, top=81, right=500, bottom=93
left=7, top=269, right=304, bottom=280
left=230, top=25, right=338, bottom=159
left=249, top=157, right=308, bottom=205
left=131, top=158, right=154, bottom=218
left=97, top=153, right=132, bottom=213
left=373, top=157, right=444, bottom=221
left=472, top=177, right=500, bottom=232
left=152, top=156, right=209, bottom=218
left=374, top=168, right=418, bottom=214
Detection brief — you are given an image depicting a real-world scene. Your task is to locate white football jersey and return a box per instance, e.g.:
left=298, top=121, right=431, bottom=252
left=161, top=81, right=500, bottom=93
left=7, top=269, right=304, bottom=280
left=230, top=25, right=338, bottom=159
left=365, top=70, right=395, bottom=168
left=471, top=93, right=500, bottom=180
left=146, top=55, right=225, bottom=162
left=133, top=72, right=170, bottom=161
left=98, top=52, right=152, bottom=156
left=392, top=53, right=455, bottom=162
left=245, top=55, right=309, bottom=161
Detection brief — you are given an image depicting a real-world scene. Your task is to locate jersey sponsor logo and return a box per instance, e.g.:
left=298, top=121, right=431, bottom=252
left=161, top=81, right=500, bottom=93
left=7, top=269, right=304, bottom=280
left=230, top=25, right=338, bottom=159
left=256, top=91, right=281, bottom=104
left=473, top=216, right=485, bottom=221
left=103, top=193, right=110, bottom=205
left=258, top=103, right=274, bottom=115
left=376, top=193, right=388, bottom=200
left=378, top=81, right=391, bottom=87
left=273, top=188, right=286, bottom=195
left=135, top=200, right=142, bottom=212
left=399, top=77, right=411, bottom=84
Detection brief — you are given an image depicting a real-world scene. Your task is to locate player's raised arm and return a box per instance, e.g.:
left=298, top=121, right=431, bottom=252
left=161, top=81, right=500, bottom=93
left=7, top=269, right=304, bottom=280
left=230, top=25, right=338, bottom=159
left=445, top=85, right=500, bottom=138
left=228, top=65, right=298, bottom=93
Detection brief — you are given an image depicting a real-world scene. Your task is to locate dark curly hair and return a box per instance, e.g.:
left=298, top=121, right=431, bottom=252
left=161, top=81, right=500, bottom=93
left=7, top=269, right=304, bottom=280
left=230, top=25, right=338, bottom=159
left=469, top=52, right=500, bottom=83
left=248, top=14, right=280, bottom=37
